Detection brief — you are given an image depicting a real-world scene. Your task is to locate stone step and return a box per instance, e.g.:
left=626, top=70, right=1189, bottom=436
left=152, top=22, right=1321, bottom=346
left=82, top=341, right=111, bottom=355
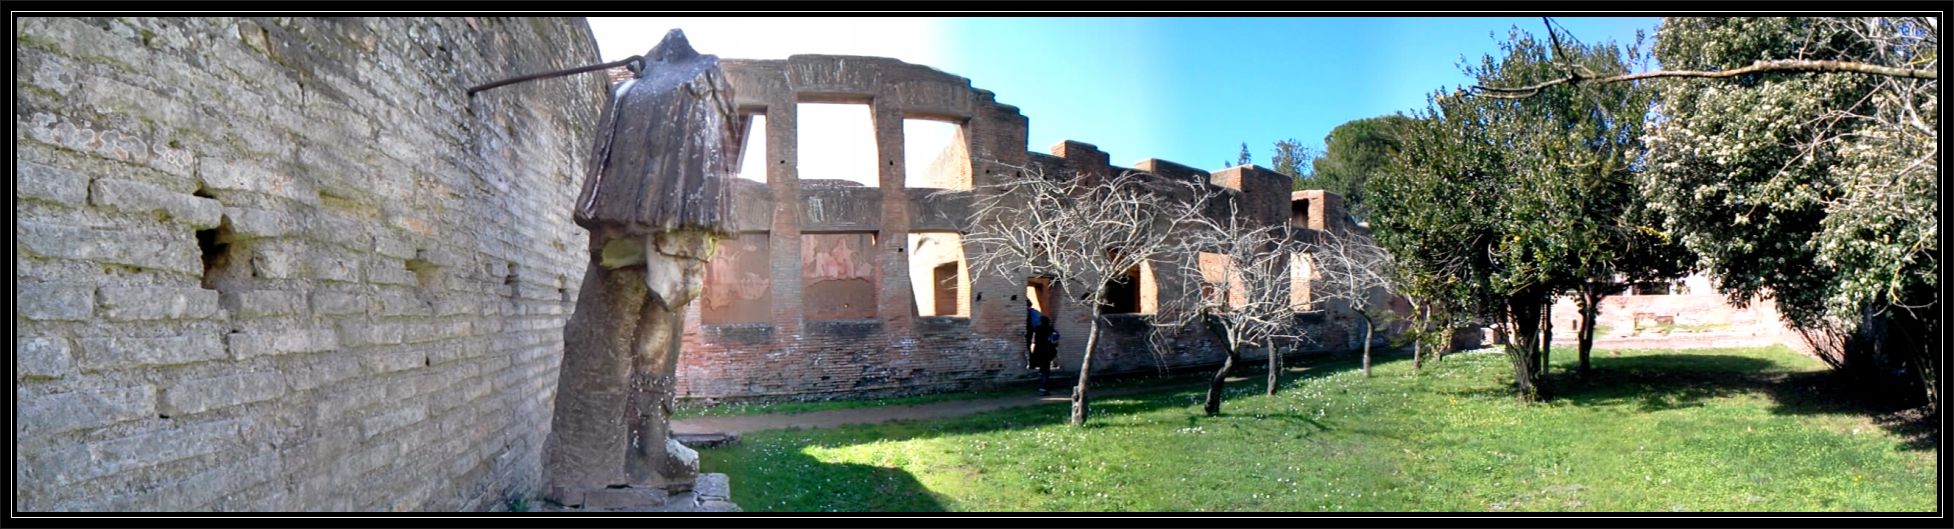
left=673, top=431, right=741, bottom=447
left=536, top=473, right=740, bottom=513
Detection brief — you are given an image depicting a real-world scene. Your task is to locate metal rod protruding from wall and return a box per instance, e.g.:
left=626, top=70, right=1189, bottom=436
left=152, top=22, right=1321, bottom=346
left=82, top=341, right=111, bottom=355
left=467, top=55, right=644, bottom=96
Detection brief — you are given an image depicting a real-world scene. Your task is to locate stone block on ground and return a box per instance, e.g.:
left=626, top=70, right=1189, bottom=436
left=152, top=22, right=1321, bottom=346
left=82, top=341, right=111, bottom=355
left=535, top=474, right=739, bottom=513
left=673, top=431, right=740, bottom=448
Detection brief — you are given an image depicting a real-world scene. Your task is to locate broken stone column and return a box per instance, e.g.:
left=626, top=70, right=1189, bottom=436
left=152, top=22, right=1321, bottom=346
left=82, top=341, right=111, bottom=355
left=542, top=29, right=740, bottom=510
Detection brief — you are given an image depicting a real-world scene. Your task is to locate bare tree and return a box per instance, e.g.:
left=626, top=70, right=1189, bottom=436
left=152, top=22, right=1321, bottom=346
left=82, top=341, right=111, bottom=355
left=962, top=168, right=1213, bottom=426
left=1164, top=199, right=1311, bottom=416
left=1304, top=228, right=1398, bottom=378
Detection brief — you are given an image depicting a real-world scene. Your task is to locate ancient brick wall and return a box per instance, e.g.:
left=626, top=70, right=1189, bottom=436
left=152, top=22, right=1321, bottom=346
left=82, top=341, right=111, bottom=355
left=16, top=16, right=602, bottom=511
left=673, top=57, right=1371, bottom=401
left=1546, top=285, right=1800, bottom=350
left=674, top=56, right=1031, bottom=400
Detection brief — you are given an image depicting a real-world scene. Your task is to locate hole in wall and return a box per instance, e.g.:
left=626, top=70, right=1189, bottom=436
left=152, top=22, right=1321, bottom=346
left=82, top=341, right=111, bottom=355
left=406, top=252, right=437, bottom=288
left=197, top=217, right=247, bottom=292
left=504, top=261, right=520, bottom=298
left=406, top=249, right=440, bottom=306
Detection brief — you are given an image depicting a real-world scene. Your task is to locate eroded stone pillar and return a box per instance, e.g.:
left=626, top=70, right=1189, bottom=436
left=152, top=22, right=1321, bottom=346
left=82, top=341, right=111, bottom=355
left=541, top=29, right=738, bottom=510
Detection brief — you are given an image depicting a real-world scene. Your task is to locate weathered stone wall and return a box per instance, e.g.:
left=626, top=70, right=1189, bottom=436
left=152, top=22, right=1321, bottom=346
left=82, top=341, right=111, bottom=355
left=16, top=16, right=603, bottom=511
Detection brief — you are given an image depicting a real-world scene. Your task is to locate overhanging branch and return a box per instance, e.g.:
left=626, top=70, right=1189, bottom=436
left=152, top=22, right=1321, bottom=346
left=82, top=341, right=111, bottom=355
left=1471, top=59, right=1938, bottom=99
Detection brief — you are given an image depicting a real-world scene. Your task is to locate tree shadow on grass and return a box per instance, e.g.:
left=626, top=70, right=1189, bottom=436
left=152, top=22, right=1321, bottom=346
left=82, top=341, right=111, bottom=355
left=1182, top=412, right=1335, bottom=446
left=692, top=346, right=1400, bottom=512
left=698, top=444, right=947, bottom=512
left=710, top=346, right=1382, bottom=455
left=1548, top=352, right=1938, bottom=451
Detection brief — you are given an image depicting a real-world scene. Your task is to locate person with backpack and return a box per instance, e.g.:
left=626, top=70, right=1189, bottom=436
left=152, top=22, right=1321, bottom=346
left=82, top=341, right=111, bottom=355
left=1027, top=300, right=1060, bottom=396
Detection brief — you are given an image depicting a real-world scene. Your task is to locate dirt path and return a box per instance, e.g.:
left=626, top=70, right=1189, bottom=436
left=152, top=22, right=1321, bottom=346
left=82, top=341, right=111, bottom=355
left=671, top=379, right=1217, bottom=436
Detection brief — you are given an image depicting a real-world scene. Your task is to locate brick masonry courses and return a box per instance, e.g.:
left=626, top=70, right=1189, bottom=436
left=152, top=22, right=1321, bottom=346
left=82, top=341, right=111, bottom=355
left=672, top=55, right=1382, bottom=403
left=16, top=17, right=601, bottom=511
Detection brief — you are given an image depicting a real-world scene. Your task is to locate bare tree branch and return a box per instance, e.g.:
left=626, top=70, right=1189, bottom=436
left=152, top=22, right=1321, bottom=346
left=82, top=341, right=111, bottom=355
left=1470, top=59, right=1937, bottom=99
left=958, top=166, right=1216, bottom=426
left=1303, top=227, right=1399, bottom=378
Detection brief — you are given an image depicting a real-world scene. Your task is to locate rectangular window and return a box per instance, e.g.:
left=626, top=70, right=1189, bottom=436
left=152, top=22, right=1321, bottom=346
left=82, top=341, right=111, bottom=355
left=1291, top=199, right=1311, bottom=228
left=907, top=232, right=968, bottom=317
left=932, top=263, right=960, bottom=316
left=736, top=113, right=768, bottom=183
left=1290, top=252, right=1313, bottom=311
left=796, top=102, right=879, bottom=187
left=1102, top=260, right=1155, bottom=315
left=802, top=232, right=879, bottom=320
left=1632, top=282, right=1676, bottom=296
left=1026, top=276, right=1057, bottom=316
left=902, top=119, right=971, bottom=190
left=1197, top=252, right=1245, bottom=309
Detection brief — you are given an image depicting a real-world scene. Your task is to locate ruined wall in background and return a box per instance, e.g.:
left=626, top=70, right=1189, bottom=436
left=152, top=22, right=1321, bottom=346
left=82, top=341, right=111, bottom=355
left=1547, top=289, right=1799, bottom=350
left=671, top=55, right=1376, bottom=401
left=674, top=55, right=1033, bottom=400
left=15, top=16, right=602, bottom=511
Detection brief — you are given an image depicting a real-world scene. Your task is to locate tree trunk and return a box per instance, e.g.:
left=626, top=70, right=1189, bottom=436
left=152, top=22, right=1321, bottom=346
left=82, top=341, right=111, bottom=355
left=1266, top=343, right=1280, bottom=396
left=1436, top=310, right=1450, bottom=363
left=1204, top=340, right=1239, bottom=416
left=1070, top=312, right=1101, bottom=427
left=1507, top=302, right=1540, bottom=402
left=1539, top=301, right=1553, bottom=378
left=1413, top=338, right=1423, bottom=372
left=1577, top=287, right=1598, bottom=375
left=1410, top=300, right=1425, bottom=372
left=1360, top=313, right=1374, bottom=378
left=1437, top=325, right=1451, bottom=362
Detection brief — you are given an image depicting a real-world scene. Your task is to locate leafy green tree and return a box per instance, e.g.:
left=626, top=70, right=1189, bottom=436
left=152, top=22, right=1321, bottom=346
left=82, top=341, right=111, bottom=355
left=1269, top=139, right=1313, bottom=190
left=1236, top=142, right=1253, bottom=167
left=1372, top=27, right=1667, bottom=400
left=1312, top=115, right=1414, bottom=219
left=1638, top=17, right=1938, bottom=406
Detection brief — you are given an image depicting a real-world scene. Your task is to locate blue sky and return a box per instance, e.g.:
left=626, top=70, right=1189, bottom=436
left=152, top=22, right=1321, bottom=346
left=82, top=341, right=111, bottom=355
left=591, top=17, right=1660, bottom=173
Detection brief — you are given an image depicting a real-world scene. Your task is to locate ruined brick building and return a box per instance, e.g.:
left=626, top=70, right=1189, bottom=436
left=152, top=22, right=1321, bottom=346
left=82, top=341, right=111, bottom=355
left=666, top=56, right=1386, bottom=401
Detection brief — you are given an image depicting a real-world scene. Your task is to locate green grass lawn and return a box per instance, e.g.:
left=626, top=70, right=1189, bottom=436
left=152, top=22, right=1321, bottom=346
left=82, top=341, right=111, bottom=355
left=696, top=345, right=1936, bottom=512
